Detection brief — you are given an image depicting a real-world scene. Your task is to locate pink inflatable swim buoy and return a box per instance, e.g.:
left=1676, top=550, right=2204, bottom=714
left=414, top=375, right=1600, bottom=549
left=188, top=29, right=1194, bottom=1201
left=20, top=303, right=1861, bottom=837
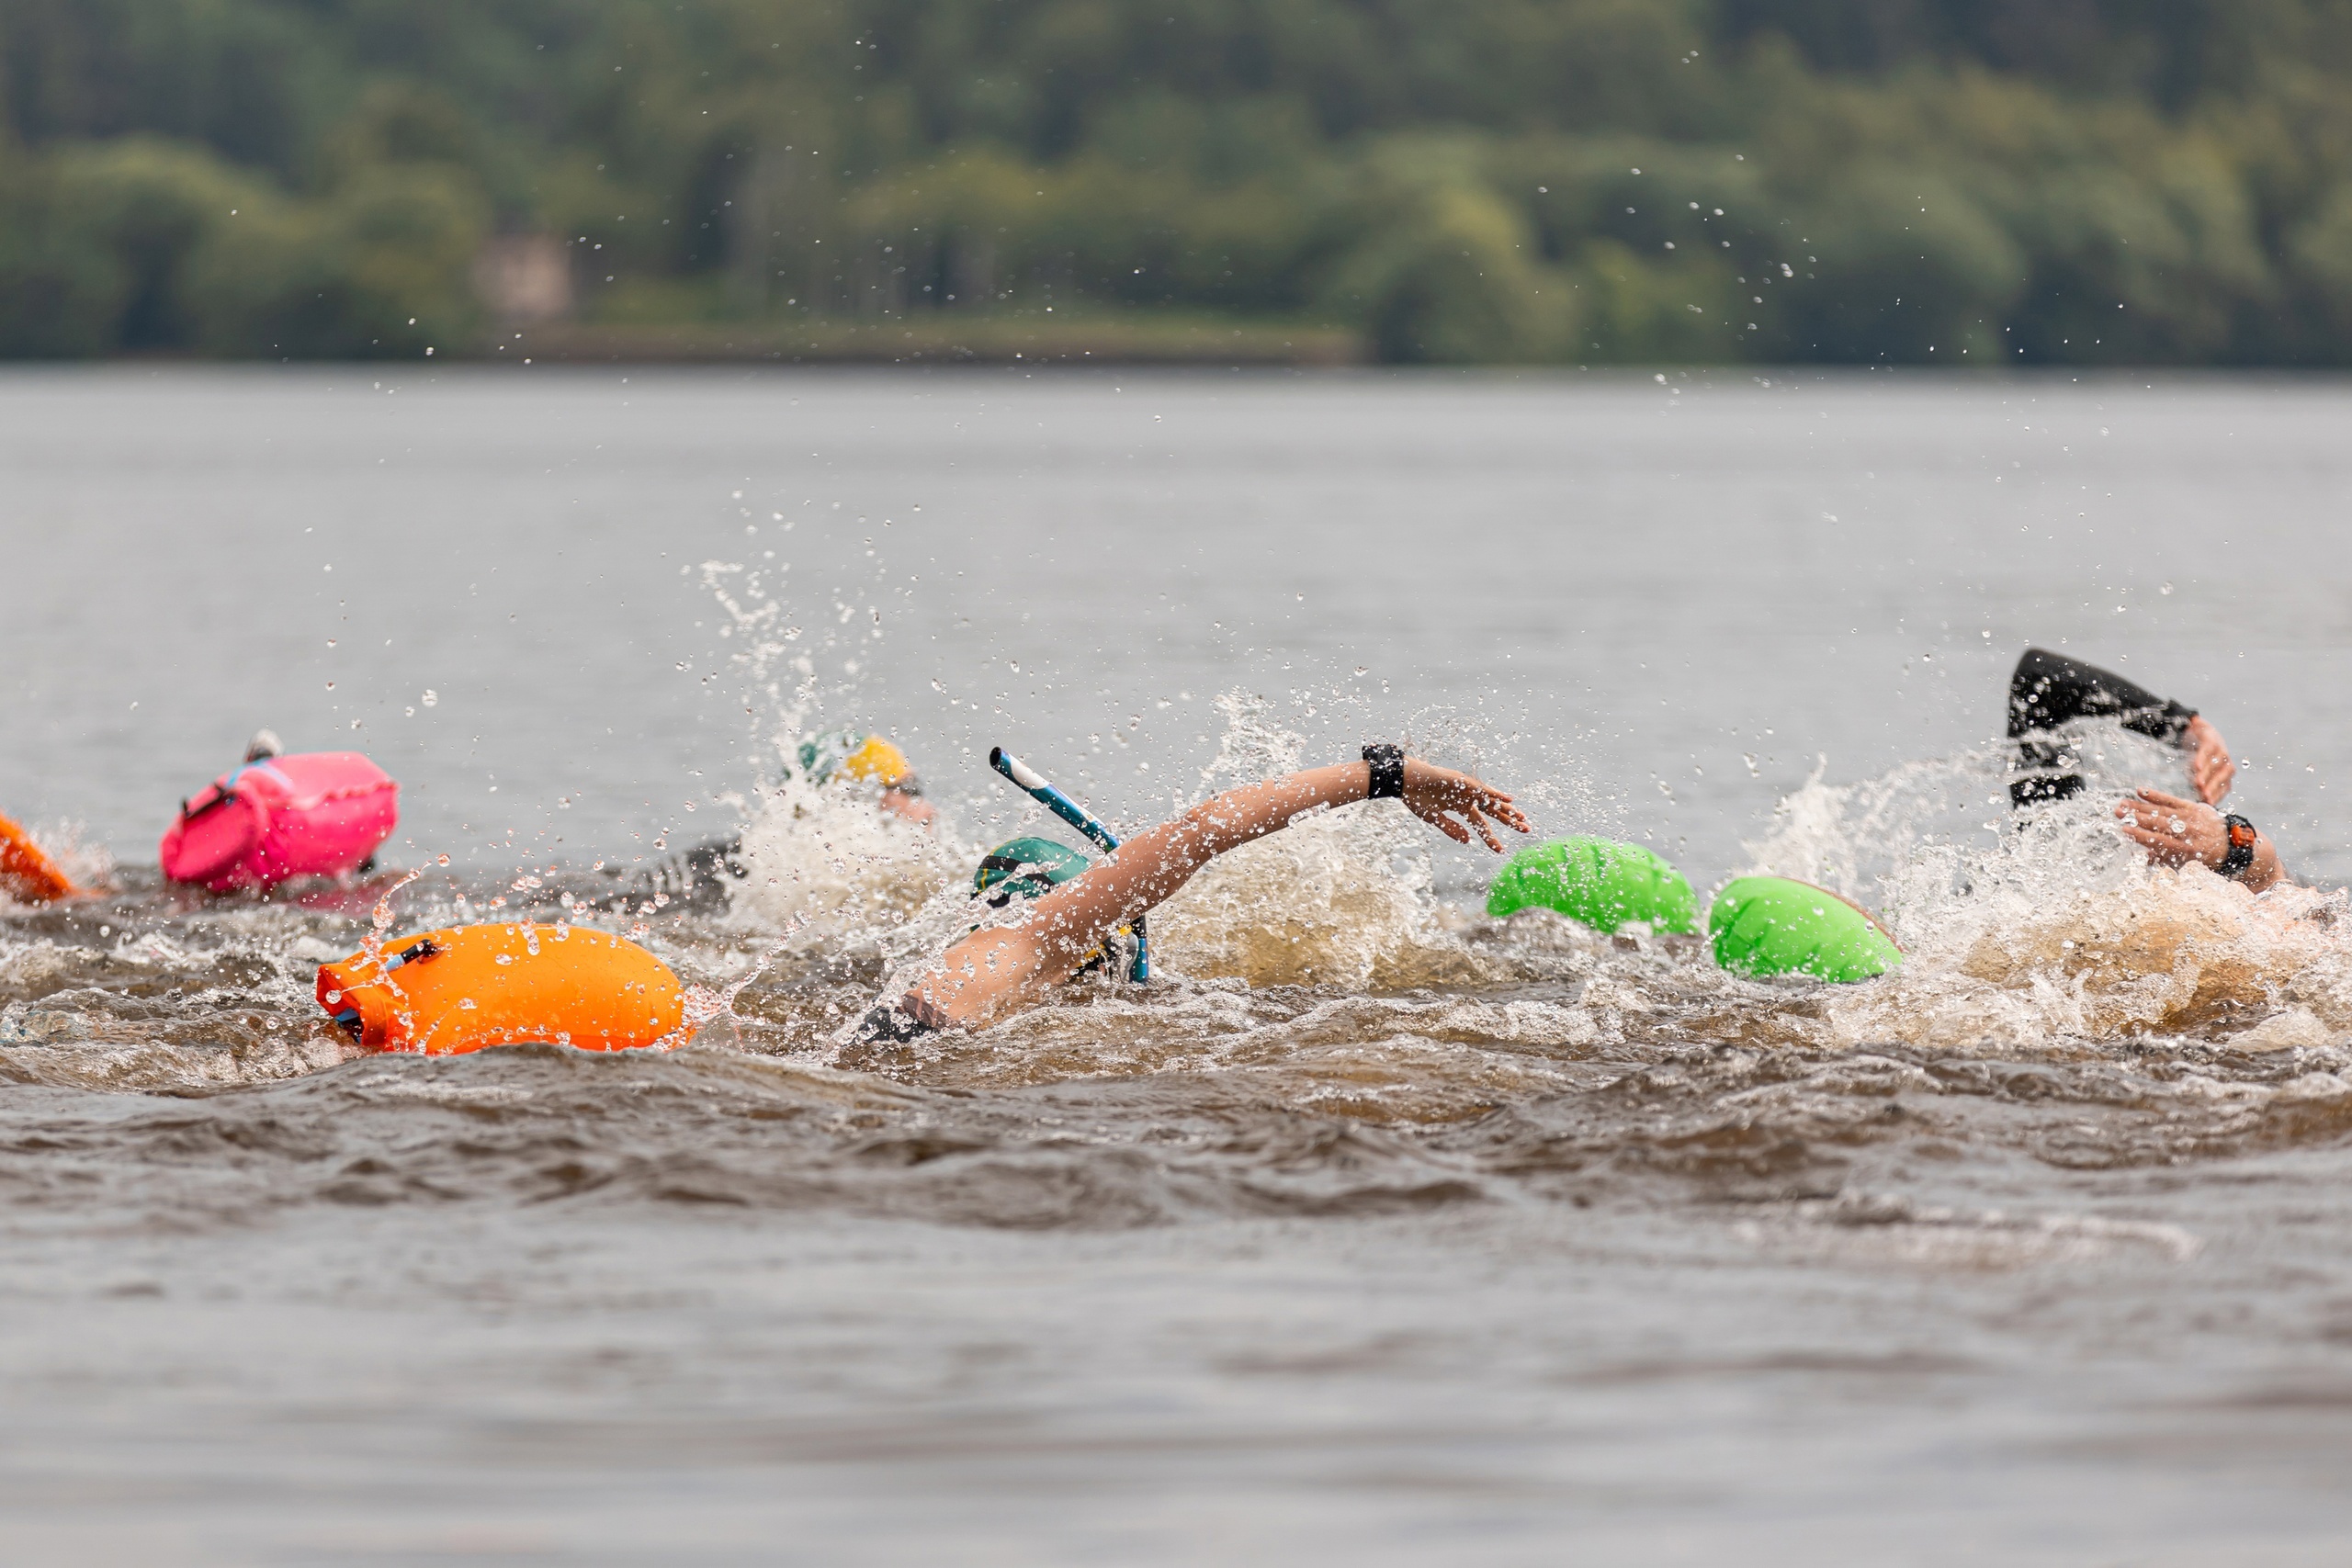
left=160, top=752, right=399, bottom=892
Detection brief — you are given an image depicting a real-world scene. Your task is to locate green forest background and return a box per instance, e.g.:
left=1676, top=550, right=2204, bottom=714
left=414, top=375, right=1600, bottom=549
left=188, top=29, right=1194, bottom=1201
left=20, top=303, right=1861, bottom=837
left=6, top=0, right=2352, bottom=363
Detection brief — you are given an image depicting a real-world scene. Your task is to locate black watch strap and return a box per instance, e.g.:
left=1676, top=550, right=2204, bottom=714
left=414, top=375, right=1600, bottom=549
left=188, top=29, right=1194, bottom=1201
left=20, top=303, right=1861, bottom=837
left=2218, top=814, right=2258, bottom=878
left=1363, top=744, right=1406, bottom=800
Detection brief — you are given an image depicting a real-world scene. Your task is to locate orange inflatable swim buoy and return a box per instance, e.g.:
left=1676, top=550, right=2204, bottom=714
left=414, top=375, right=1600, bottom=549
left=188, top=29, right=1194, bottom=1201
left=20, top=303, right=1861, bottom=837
left=315, top=922, right=684, bottom=1055
left=0, top=811, right=76, bottom=904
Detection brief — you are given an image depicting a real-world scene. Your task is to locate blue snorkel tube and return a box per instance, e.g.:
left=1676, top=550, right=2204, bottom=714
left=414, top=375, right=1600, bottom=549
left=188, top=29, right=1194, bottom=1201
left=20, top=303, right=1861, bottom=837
left=989, top=746, right=1148, bottom=982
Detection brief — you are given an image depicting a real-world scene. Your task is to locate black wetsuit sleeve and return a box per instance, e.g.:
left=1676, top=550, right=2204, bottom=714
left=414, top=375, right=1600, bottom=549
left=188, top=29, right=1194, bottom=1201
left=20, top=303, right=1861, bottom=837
left=2007, top=649, right=2196, bottom=745
left=854, top=996, right=941, bottom=1043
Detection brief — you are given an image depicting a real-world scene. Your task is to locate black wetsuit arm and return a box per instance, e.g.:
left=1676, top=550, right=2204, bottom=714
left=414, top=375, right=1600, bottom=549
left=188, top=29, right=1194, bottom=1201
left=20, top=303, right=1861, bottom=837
left=854, top=993, right=945, bottom=1043
left=2007, top=649, right=2197, bottom=746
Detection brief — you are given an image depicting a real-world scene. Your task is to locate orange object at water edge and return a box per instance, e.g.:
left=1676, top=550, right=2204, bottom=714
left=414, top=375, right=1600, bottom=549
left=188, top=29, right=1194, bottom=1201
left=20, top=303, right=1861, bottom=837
left=316, top=922, right=684, bottom=1055
left=0, top=811, right=75, bottom=904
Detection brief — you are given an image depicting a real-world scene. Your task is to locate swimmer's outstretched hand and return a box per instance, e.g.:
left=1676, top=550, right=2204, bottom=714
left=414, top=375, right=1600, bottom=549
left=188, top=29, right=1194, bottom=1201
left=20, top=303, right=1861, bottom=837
left=2184, top=715, right=2235, bottom=806
left=2116, top=786, right=2288, bottom=892
left=2116, top=787, right=2226, bottom=869
left=1401, top=760, right=1531, bottom=852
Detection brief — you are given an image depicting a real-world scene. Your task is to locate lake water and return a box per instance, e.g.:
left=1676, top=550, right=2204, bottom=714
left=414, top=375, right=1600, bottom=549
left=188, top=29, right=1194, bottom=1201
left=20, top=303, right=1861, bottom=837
left=6, top=367, right=2352, bottom=1563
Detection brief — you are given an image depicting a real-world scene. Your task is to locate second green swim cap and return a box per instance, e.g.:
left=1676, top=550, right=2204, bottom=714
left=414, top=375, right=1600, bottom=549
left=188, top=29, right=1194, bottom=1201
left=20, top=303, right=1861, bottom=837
left=1485, top=837, right=1699, bottom=934
left=1709, top=875, right=1902, bottom=983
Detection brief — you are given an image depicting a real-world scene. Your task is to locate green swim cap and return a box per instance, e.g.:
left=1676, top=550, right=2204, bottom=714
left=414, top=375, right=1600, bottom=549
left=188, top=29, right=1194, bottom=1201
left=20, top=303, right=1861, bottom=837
left=1486, top=837, right=1699, bottom=934
left=973, top=836, right=1091, bottom=907
left=798, top=729, right=859, bottom=784
left=1709, top=875, right=1902, bottom=983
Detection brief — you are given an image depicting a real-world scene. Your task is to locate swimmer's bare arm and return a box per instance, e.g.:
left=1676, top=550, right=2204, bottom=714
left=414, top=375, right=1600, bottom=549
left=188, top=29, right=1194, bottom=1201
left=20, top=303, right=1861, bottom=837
left=905, top=759, right=1530, bottom=1030
left=2116, top=787, right=2287, bottom=892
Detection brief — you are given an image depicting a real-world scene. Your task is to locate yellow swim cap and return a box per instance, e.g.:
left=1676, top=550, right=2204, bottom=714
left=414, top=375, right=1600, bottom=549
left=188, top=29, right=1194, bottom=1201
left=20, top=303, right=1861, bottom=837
left=840, top=735, right=914, bottom=789
left=797, top=730, right=920, bottom=793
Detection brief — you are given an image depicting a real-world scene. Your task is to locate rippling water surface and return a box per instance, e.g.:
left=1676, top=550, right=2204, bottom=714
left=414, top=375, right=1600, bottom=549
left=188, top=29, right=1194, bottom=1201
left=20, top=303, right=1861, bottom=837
left=7, top=368, right=2352, bottom=1564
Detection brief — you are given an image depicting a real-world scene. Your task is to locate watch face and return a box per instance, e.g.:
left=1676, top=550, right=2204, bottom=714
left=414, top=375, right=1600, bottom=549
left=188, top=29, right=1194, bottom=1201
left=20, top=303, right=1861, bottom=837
left=2229, top=820, right=2258, bottom=852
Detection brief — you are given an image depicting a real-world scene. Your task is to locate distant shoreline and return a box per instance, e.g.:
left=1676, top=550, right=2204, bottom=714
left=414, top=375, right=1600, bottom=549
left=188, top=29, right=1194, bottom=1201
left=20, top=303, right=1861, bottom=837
left=504, top=317, right=1364, bottom=367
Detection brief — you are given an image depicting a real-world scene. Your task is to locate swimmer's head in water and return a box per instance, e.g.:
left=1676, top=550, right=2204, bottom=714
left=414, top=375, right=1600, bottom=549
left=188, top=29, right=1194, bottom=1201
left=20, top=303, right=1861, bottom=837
left=972, top=837, right=1124, bottom=975
left=798, top=731, right=921, bottom=795
left=972, top=836, right=1091, bottom=908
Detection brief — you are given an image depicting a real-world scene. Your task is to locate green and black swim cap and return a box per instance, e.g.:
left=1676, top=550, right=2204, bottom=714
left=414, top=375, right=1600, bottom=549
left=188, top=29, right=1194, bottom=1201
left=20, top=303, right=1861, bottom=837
left=972, top=836, right=1128, bottom=976
left=972, top=836, right=1091, bottom=908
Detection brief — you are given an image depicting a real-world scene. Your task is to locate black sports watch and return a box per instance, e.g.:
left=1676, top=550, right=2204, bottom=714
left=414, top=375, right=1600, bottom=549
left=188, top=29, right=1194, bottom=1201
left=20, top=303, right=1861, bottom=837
left=1363, top=743, right=1406, bottom=799
left=2218, top=814, right=2258, bottom=879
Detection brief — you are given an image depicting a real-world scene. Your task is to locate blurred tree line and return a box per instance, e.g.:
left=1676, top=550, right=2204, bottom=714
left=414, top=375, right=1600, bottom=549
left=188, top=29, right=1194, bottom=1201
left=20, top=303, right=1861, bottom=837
left=5, top=0, right=2352, bottom=362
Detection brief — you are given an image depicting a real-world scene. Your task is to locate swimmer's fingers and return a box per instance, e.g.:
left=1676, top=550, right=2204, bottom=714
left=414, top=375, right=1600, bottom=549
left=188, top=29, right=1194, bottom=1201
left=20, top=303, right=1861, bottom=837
left=1476, top=787, right=1532, bottom=836
left=2185, top=716, right=2235, bottom=806
left=1474, top=807, right=1505, bottom=852
left=1398, top=763, right=1528, bottom=852
left=2189, top=749, right=2227, bottom=805
left=2118, top=820, right=2198, bottom=867
left=1471, top=785, right=1529, bottom=848
left=2122, top=788, right=2203, bottom=834
left=1401, top=791, right=1480, bottom=848
left=1412, top=802, right=1507, bottom=852
left=1419, top=807, right=1474, bottom=847
left=2117, top=789, right=2225, bottom=867
left=2132, top=787, right=2198, bottom=811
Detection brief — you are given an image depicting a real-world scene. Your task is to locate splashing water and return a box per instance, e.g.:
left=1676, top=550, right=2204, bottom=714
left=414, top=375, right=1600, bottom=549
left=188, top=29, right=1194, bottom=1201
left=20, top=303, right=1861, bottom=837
left=729, top=764, right=977, bottom=948
left=1740, top=741, right=2352, bottom=1056
left=1150, top=700, right=1485, bottom=989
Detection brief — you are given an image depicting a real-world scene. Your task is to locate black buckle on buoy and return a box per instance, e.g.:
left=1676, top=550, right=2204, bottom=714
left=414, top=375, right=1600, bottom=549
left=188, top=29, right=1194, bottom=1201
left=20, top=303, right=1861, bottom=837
left=181, top=785, right=235, bottom=822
